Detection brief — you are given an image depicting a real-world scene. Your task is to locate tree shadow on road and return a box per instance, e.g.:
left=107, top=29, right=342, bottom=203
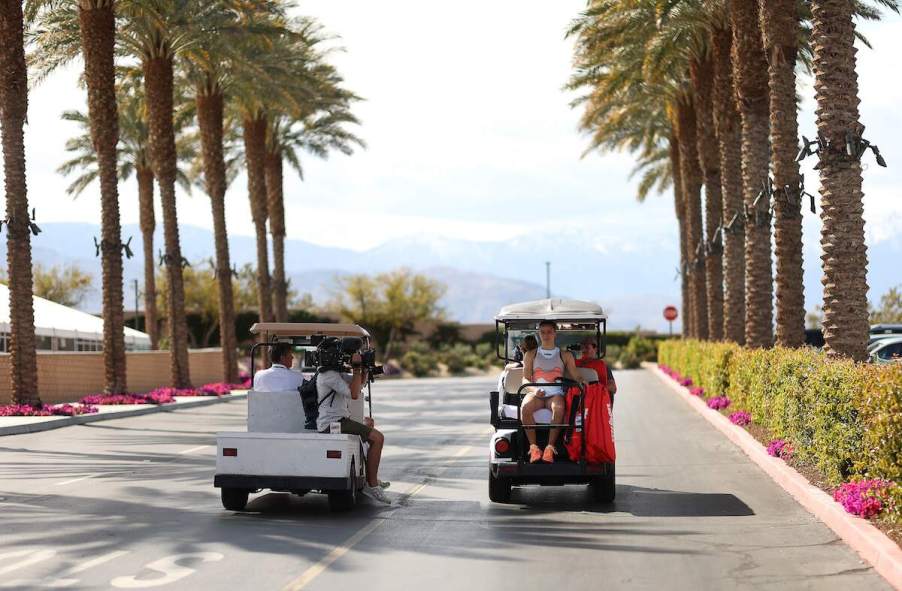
left=500, top=483, right=754, bottom=518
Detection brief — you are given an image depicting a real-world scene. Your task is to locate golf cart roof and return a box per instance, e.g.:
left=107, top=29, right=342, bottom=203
left=495, top=299, right=606, bottom=322
left=249, top=322, right=371, bottom=338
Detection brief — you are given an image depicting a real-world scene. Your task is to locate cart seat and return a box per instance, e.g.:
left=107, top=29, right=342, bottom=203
left=501, top=367, right=523, bottom=394
left=248, top=388, right=365, bottom=433
left=248, top=390, right=307, bottom=433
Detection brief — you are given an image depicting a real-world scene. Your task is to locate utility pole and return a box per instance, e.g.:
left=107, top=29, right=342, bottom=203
left=545, top=261, right=551, bottom=299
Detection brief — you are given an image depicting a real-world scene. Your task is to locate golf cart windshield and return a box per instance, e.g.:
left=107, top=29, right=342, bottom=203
left=494, top=299, right=607, bottom=363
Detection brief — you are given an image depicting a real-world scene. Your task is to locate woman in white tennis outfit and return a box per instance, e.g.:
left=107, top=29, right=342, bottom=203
left=522, top=320, right=587, bottom=463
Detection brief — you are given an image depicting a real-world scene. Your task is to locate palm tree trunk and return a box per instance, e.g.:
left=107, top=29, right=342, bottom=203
left=144, top=55, right=191, bottom=387
left=711, top=26, right=746, bottom=345
left=196, top=85, right=239, bottom=383
left=78, top=4, right=127, bottom=392
left=730, top=0, right=774, bottom=348
left=0, top=0, right=39, bottom=406
left=243, top=115, right=274, bottom=323
left=265, top=150, right=288, bottom=322
left=691, top=54, right=725, bottom=341
left=676, top=98, right=708, bottom=340
left=136, top=166, right=159, bottom=350
left=809, top=0, right=870, bottom=360
left=760, top=0, right=806, bottom=348
left=669, top=135, right=690, bottom=338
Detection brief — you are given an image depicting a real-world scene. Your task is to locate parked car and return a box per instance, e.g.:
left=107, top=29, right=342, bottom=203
left=869, top=336, right=902, bottom=364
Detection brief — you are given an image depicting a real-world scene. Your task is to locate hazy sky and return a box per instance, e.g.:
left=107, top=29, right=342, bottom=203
left=5, top=1, right=902, bottom=256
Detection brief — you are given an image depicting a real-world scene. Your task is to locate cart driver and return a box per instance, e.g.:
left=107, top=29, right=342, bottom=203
left=522, top=320, right=588, bottom=463
left=253, top=343, right=303, bottom=392
left=315, top=340, right=391, bottom=504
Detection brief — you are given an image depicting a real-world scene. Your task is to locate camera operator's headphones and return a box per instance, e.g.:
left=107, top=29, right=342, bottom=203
left=316, top=337, right=344, bottom=370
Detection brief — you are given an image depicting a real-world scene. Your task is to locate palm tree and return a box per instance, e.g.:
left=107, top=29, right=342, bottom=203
left=567, top=1, right=699, bottom=336
left=241, top=112, right=273, bottom=324
left=115, top=0, right=241, bottom=386
left=675, top=95, right=709, bottom=340
left=759, top=0, right=805, bottom=348
left=265, top=88, right=364, bottom=322
left=808, top=0, right=897, bottom=359
left=56, top=73, right=195, bottom=350
left=690, top=52, right=724, bottom=341
left=711, top=24, right=746, bottom=344
left=28, top=0, right=129, bottom=392
left=729, top=0, right=773, bottom=348
left=669, top=134, right=690, bottom=337
left=181, top=4, right=286, bottom=383
left=230, top=17, right=330, bottom=324
left=0, top=0, right=40, bottom=406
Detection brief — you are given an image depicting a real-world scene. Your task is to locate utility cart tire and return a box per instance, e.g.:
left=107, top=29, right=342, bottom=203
left=591, top=464, right=615, bottom=503
left=221, top=488, right=249, bottom=511
left=328, top=462, right=358, bottom=512
left=488, top=468, right=512, bottom=503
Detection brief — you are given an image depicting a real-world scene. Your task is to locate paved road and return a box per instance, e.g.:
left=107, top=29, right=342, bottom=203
left=0, top=371, right=889, bottom=590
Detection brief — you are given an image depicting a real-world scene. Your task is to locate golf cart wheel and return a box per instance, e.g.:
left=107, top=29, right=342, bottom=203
left=488, top=468, right=512, bottom=503
left=328, top=461, right=358, bottom=512
left=221, top=488, right=249, bottom=511
left=590, top=464, right=615, bottom=503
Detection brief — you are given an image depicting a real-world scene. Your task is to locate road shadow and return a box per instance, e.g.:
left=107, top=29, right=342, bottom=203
left=499, top=483, right=754, bottom=518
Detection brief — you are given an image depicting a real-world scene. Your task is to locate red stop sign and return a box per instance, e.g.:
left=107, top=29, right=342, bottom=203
left=664, top=306, right=679, bottom=321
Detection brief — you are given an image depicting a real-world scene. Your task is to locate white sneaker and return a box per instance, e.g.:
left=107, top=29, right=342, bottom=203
left=378, top=480, right=391, bottom=490
left=362, top=485, right=392, bottom=505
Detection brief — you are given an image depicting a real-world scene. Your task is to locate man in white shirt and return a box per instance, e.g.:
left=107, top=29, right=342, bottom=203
left=253, top=343, right=303, bottom=392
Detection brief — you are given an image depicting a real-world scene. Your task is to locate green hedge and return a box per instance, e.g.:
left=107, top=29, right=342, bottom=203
left=658, top=340, right=902, bottom=486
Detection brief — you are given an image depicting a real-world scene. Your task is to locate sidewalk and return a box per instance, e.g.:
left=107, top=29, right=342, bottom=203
left=0, top=391, right=248, bottom=436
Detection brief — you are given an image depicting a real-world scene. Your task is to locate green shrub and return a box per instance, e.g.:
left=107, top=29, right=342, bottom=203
left=661, top=340, right=902, bottom=493
left=858, top=363, right=902, bottom=483
left=441, top=343, right=478, bottom=375
left=618, top=351, right=641, bottom=369
left=625, top=335, right=657, bottom=362
left=400, top=349, right=436, bottom=377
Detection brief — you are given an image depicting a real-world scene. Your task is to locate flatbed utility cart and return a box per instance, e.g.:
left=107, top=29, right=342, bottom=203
left=214, top=323, right=377, bottom=512
left=488, top=299, right=615, bottom=503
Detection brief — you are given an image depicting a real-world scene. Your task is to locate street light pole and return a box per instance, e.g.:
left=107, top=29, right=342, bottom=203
left=134, top=279, right=139, bottom=331
left=545, top=261, right=551, bottom=299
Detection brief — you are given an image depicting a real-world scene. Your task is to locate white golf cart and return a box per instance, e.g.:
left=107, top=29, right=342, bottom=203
left=488, top=299, right=615, bottom=503
left=214, top=323, right=376, bottom=512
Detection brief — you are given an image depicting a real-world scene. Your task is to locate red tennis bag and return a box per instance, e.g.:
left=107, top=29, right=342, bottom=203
left=564, top=382, right=615, bottom=463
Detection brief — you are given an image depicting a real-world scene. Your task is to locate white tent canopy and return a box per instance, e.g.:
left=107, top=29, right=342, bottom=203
left=0, top=283, right=151, bottom=350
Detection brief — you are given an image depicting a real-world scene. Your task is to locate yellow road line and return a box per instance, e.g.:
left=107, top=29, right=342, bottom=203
left=281, top=443, right=474, bottom=591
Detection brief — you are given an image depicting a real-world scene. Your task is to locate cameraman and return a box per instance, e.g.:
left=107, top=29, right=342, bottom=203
left=316, top=342, right=391, bottom=505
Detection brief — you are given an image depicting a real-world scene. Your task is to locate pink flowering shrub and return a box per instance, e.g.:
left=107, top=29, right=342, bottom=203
left=199, top=383, right=232, bottom=396
left=767, top=439, right=794, bottom=460
left=0, top=403, right=98, bottom=417
left=833, top=479, right=896, bottom=519
left=707, top=396, right=731, bottom=410
left=729, top=411, right=752, bottom=426
left=679, top=377, right=693, bottom=387
left=80, top=391, right=175, bottom=405
left=689, top=386, right=705, bottom=397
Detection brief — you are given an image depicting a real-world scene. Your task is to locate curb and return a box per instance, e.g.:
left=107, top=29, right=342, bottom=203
left=0, top=391, right=248, bottom=437
left=649, top=365, right=902, bottom=591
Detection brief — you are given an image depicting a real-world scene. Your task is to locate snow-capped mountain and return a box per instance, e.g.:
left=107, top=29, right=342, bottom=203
left=6, top=222, right=901, bottom=331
